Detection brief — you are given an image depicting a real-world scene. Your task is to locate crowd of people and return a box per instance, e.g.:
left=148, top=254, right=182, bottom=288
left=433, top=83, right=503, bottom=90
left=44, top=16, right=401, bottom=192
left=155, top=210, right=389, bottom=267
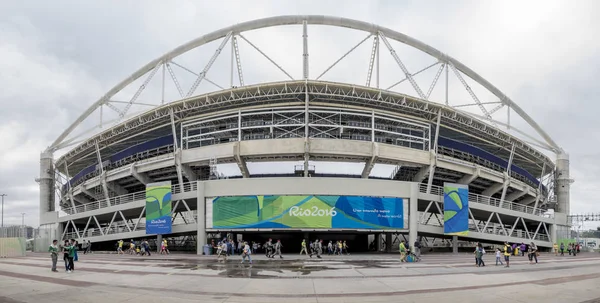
left=47, top=239, right=79, bottom=273
left=115, top=239, right=169, bottom=256
left=210, top=238, right=354, bottom=263
left=554, top=242, right=581, bottom=256
left=472, top=241, right=583, bottom=269
left=47, top=236, right=588, bottom=272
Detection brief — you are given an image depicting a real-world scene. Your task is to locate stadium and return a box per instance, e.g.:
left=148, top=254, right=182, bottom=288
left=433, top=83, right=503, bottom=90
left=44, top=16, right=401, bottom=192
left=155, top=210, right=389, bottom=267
left=36, top=16, right=571, bottom=253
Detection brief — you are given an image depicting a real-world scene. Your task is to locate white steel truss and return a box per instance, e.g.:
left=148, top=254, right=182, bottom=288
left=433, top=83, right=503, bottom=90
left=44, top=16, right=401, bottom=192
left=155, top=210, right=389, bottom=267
left=56, top=82, right=553, bottom=174
left=418, top=199, right=552, bottom=243
left=61, top=199, right=197, bottom=241
left=48, top=15, right=562, bottom=159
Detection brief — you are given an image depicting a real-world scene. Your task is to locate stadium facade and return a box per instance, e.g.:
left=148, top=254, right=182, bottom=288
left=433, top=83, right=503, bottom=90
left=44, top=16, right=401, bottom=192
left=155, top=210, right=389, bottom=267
left=36, top=16, right=571, bottom=252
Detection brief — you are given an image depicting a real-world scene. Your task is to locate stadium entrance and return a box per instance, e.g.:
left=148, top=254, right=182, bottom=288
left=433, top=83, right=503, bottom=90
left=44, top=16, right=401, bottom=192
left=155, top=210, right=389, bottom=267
left=216, top=231, right=383, bottom=254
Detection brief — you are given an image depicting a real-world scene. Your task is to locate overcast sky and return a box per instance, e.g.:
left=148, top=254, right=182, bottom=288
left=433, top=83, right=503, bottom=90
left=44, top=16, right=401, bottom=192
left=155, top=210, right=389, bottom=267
left=0, top=0, right=599, bottom=228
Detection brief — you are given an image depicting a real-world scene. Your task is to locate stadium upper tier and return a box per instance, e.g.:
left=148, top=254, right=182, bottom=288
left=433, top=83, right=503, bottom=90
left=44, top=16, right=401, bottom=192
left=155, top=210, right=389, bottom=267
left=56, top=81, right=553, bottom=199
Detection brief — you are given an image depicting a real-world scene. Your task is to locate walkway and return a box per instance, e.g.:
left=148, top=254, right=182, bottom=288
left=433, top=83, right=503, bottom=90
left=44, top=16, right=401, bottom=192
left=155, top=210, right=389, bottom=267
left=0, top=252, right=599, bottom=302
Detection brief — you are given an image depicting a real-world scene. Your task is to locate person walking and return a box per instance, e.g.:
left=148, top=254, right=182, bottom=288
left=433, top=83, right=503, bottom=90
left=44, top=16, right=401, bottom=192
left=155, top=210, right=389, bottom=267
left=473, top=242, right=479, bottom=266
left=528, top=242, right=538, bottom=264
left=414, top=239, right=422, bottom=261
left=274, top=240, right=284, bottom=259
left=73, top=240, right=79, bottom=261
left=495, top=248, right=504, bottom=266
left=300, top=239, right=308, bottom=255
left=85, top=240, right=92, bottom=254
left=342, top=241, right=350, bottom=255
left=503, top=242, right=512, bottom=268
left=62, top=240, right=71, bottom=272
left=310, top=239, right=322, bottom=259
left=475, top=243, right=485, bottom=267
left=68, top=239, right=76, bottom=272
left=117, top=240, right=124, bottom=255
left=48, top=240, right=59, bottom=272
left=265, top=239, right=274, bottom=258
left=241, top=241, right=252, bottom=264
left=399, top=241, right=407, bottom=262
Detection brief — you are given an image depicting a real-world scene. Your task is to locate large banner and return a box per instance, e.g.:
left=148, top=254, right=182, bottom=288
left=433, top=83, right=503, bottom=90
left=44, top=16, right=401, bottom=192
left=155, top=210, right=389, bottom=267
left=443, top=183, right=469, bottom=236
left=208, top=195, right=405, bottom=230
left=145, top=181, right=172, bottom=235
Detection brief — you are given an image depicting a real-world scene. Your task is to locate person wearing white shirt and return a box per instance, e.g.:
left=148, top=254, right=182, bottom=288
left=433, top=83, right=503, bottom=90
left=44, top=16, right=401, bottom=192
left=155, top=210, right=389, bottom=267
left=241, top=241, right=252, bottom=264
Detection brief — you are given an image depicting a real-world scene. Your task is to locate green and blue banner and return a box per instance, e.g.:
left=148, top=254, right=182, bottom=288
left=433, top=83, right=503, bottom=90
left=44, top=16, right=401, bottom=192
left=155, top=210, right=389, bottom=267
left=443, top=183, right=469, bottom=236
left=208, top=195, right=405, bottom=229
left=145, top=181, right=172, bottom=235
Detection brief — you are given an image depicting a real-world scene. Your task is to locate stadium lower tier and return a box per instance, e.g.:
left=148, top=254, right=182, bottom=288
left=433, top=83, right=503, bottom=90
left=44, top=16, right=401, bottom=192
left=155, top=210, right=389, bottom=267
left=51, top=177, right=560, bottom=254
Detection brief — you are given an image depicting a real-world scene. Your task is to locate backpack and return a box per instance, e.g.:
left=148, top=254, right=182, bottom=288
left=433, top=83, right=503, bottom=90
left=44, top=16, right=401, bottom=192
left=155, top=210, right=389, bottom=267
left=506, top=245, right=513, bottom=254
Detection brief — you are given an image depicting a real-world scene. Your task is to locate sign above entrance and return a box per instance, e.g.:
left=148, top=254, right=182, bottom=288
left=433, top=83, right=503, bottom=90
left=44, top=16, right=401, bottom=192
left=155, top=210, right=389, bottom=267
left=207, top=195, right=406, bottom=230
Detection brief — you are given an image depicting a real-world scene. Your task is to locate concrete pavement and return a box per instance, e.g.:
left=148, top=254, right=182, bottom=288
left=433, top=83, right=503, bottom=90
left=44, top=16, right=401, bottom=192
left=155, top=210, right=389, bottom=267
left=0, top=252, right=599, bottom=302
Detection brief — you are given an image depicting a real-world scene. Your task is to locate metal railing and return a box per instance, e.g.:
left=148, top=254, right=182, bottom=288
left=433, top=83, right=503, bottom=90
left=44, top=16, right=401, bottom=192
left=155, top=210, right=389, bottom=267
left=62, top=181, right=198, bottom=215
left=419, top=183, right=544, bottom=217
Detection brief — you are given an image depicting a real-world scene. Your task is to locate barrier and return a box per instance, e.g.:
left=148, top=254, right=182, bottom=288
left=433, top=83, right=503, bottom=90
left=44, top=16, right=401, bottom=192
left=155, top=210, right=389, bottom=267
left=0, top=237, right=26, bottom=258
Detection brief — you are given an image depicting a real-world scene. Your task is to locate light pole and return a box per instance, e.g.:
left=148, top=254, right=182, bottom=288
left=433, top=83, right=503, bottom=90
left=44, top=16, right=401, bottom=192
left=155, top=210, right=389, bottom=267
left=0, top=194, right=6, bottom=236
left=21, top=213, right=26, bottom=238
left=0, top=193, right=6, bottom=228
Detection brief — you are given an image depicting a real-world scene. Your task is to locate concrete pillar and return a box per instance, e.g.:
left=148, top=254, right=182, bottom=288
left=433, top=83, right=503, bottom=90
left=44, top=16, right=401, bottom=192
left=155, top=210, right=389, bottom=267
left=376, top=234, right=383, bottom=252
left=555, top=152, right=571, bottom=218
left=39, top=151, right=55, bottom=217
left=197, top=181, right=206, bottom=255
left=157, top=234, right=162, bottom=254
left=452, top=235, right=458, bottom=254
left=551, top=224, right=557, bottom=244
left=408, top=183, right=419, bottom=251
left=386, top=233, right=392, bottom=253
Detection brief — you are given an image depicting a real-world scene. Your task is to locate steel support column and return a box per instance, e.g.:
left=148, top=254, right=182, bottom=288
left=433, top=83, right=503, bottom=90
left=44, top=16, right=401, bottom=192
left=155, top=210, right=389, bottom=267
left=171, top=109, right=185, bottom=192
left=425, top=111, right=442, bottom=193
left=63, top=161, right=77, bottom=213
left=499, top=143, right=516, bottom=206
left=532, top=163, right=547, bottom=211
left=94, top=142, right=112, bottom=207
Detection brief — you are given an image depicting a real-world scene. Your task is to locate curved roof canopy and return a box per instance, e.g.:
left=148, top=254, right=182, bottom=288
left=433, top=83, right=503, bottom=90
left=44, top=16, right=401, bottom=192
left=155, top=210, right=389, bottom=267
left=48, top=15, right=561, bottom=156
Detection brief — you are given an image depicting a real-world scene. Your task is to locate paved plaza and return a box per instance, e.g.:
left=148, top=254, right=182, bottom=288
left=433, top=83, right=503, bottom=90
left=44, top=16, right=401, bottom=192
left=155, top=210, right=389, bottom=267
left=1, top=252, right=600, bottom=303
